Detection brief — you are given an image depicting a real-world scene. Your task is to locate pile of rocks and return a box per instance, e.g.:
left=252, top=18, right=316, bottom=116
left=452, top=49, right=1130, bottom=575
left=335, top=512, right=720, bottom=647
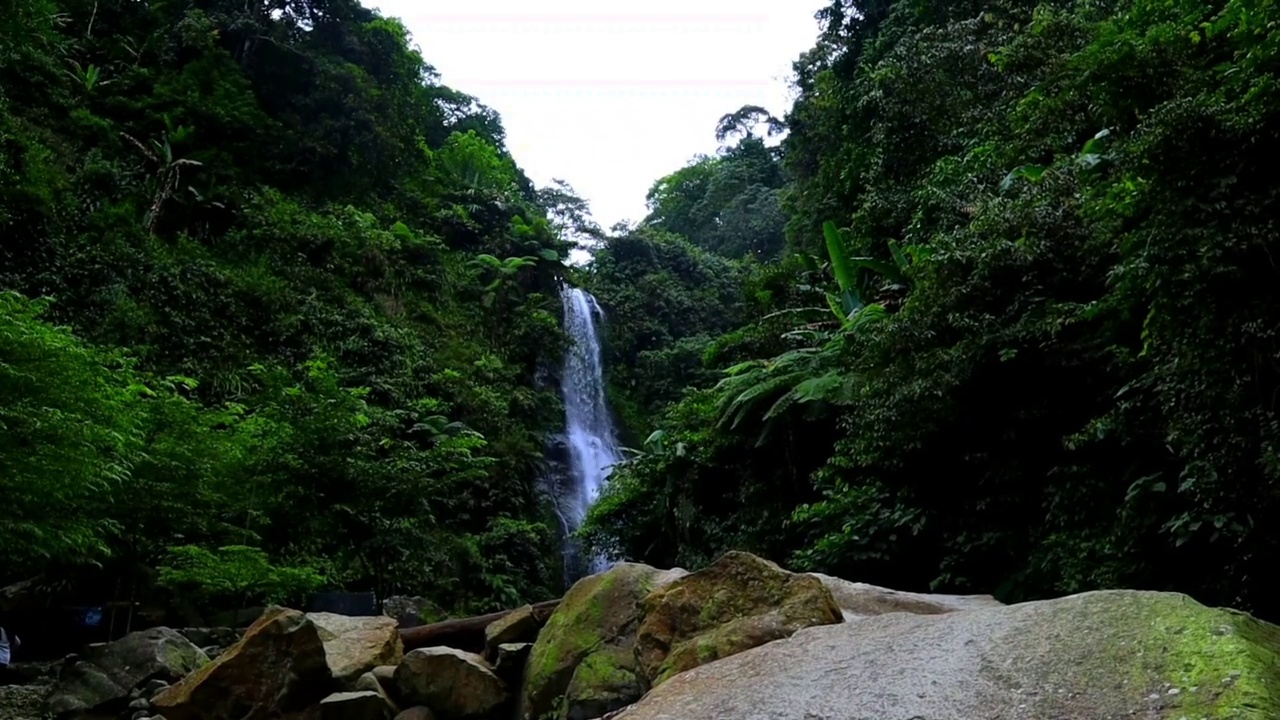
left=37, top=551, right=1280, bottom=720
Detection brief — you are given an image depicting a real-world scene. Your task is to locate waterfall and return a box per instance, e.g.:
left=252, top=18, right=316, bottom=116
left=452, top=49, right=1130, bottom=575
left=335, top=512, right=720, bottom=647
left=553, top=284, right=622, bottom=581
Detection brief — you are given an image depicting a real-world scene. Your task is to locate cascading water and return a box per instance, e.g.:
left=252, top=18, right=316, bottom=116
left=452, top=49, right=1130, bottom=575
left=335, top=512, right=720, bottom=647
left=552, top=284, right=623, bottom=582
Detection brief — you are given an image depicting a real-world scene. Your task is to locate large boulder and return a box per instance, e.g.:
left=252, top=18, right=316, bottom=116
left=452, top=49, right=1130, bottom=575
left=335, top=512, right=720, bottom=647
left=46, top=627, right=209, bottom=717
left=519, top=562, right=686, bottom=720
left=615, top=589, right=1280, bottom=720
left=151, top=606, right=333, bottom=720
left=809, top=573, right=1003, bottom=619
left=394, top=647, right=507, bottom=720
left=634, top=551, right=842, bottom=686
left=308, top=612, right=404, bottom=685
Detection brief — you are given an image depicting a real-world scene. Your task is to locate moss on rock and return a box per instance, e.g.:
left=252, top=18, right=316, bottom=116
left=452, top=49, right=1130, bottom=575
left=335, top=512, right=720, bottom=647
left=610, top=589, right=1280, bottom=720
left=518, top=563, right=685, bottom=720
left=562, top=647, right=645, bottom=720
left=635, top=551, right=842, bottom=686
left=987, top=590, right=1280, bottom=720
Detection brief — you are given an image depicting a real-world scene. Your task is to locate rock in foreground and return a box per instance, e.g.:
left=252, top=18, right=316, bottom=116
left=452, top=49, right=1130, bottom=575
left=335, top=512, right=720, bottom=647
left=308, top=611, right=403, bottom=685
left=615, top=589, right=1280, bottom=720
left=319, top=690, right=397, bottom=720
left=395, top=647, right=506, bottom=720
left=46, top=627, right=208, bottom=717
left=635, top=551, right=842, bottom=686
left=152, top=606, right=332, bottom=720
left=519, top=562, right=686, bottom=720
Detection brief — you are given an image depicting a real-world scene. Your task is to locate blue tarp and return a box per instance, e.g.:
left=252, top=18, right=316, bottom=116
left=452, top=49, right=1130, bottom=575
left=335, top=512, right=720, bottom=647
left=308, top=592, right=376, bottom=616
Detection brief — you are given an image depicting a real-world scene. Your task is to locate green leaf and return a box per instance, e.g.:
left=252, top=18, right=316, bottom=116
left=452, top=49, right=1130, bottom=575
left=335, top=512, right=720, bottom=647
left=823, top=221, right=856, bottom=295
left=887, top=240, right=909, bottom=272
left=999, top=164, right=1047, bottom=191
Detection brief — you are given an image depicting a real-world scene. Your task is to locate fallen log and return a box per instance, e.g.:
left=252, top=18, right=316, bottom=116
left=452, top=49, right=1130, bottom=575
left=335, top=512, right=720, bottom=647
left=398, top=598, right=561, bottom=652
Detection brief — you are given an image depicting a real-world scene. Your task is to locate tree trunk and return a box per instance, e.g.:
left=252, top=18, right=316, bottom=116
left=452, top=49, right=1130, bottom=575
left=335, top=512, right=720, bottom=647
left=398, top=598, right=560, bottom=652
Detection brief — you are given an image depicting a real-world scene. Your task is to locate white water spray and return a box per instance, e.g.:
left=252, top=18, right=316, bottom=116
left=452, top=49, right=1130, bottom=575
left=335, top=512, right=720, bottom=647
left=558, top=284, right=622, bottom=574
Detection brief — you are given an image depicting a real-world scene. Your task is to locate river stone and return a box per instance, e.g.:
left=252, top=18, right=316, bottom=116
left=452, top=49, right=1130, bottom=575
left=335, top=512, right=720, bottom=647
left=518, top=562, right=686, bottom=720
left=635, top=551, right=842, bottom=687
left=308, top=612, right=404, bottom=685
left=615, top=589, right=1280, bottom=720
left=484, top=605, right=539, bottom=657
left=355, top=670, right=379, bottom=692
left=46, top=627, right=209, bottom=717
left=809, top=572, right=1003, bottom=619
left=394, top=647, right=506, bottom=720
left=493, top=642, right=531, bottom=685
left=151, top=606, right=332, bottom=720
left=319, top=690, right=396, bottom=720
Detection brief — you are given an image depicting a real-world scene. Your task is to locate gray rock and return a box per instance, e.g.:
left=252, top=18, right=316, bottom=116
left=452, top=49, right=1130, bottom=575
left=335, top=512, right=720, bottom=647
left=483, top=605, right=538, bottom=657
left=45, top=628, right=208, bottom=717
left=393, top=708, right=436, bottom=720
left=307, top=612, right=404, bottom=685
left=808, top=572, right=1003, bottom=620
left=319, top=690, right=396, bottom=720
left=614, top=589, right=1280, bottom=720
left=394, top=647, right=507, bottom=720
left=371, top=664, right=396, bottom=687
left=493, top=642, right=531, bottom=684
left=143, top=679, right=169, bottom=698
left=131, top=711, right=150, bottom=720
left=354, top=671, right=381, bottom=694
left=129, top=697, right=150, bottom=709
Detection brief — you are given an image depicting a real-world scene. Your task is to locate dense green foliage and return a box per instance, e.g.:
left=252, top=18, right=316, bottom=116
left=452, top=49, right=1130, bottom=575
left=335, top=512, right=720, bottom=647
left=7, top=0, right=1280, bottom=628
left=584, top=0, right=1280, bottom=621
left=643, top=127, right=788, bottom=260
left=580, top=120, right=790, bottom=436
left=1, top=0, right=572, bottom=614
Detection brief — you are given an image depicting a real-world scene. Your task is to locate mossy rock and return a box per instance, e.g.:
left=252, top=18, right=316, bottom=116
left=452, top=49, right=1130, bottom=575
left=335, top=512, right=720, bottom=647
left=635, top=551, right=842, bottom=686
left=518, top=563, right=685, bottom=720
left=47, top=627, right=209, bottom=716
left=613, top=589, right=1280, bottom=720
left=561, top=646, right=644, bottom=720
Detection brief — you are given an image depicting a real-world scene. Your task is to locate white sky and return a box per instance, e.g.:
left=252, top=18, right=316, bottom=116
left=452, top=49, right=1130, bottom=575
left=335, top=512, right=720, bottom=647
left=366, top=0, right=827, bottom=230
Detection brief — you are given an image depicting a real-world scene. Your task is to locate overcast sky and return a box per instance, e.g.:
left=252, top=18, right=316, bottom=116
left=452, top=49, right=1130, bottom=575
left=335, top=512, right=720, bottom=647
left=366, top=0, right=827, bottom=230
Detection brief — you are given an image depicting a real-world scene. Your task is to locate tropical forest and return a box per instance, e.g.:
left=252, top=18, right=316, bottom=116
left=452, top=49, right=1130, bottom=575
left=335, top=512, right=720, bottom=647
left=4, top=0, right=1280, bottom=711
